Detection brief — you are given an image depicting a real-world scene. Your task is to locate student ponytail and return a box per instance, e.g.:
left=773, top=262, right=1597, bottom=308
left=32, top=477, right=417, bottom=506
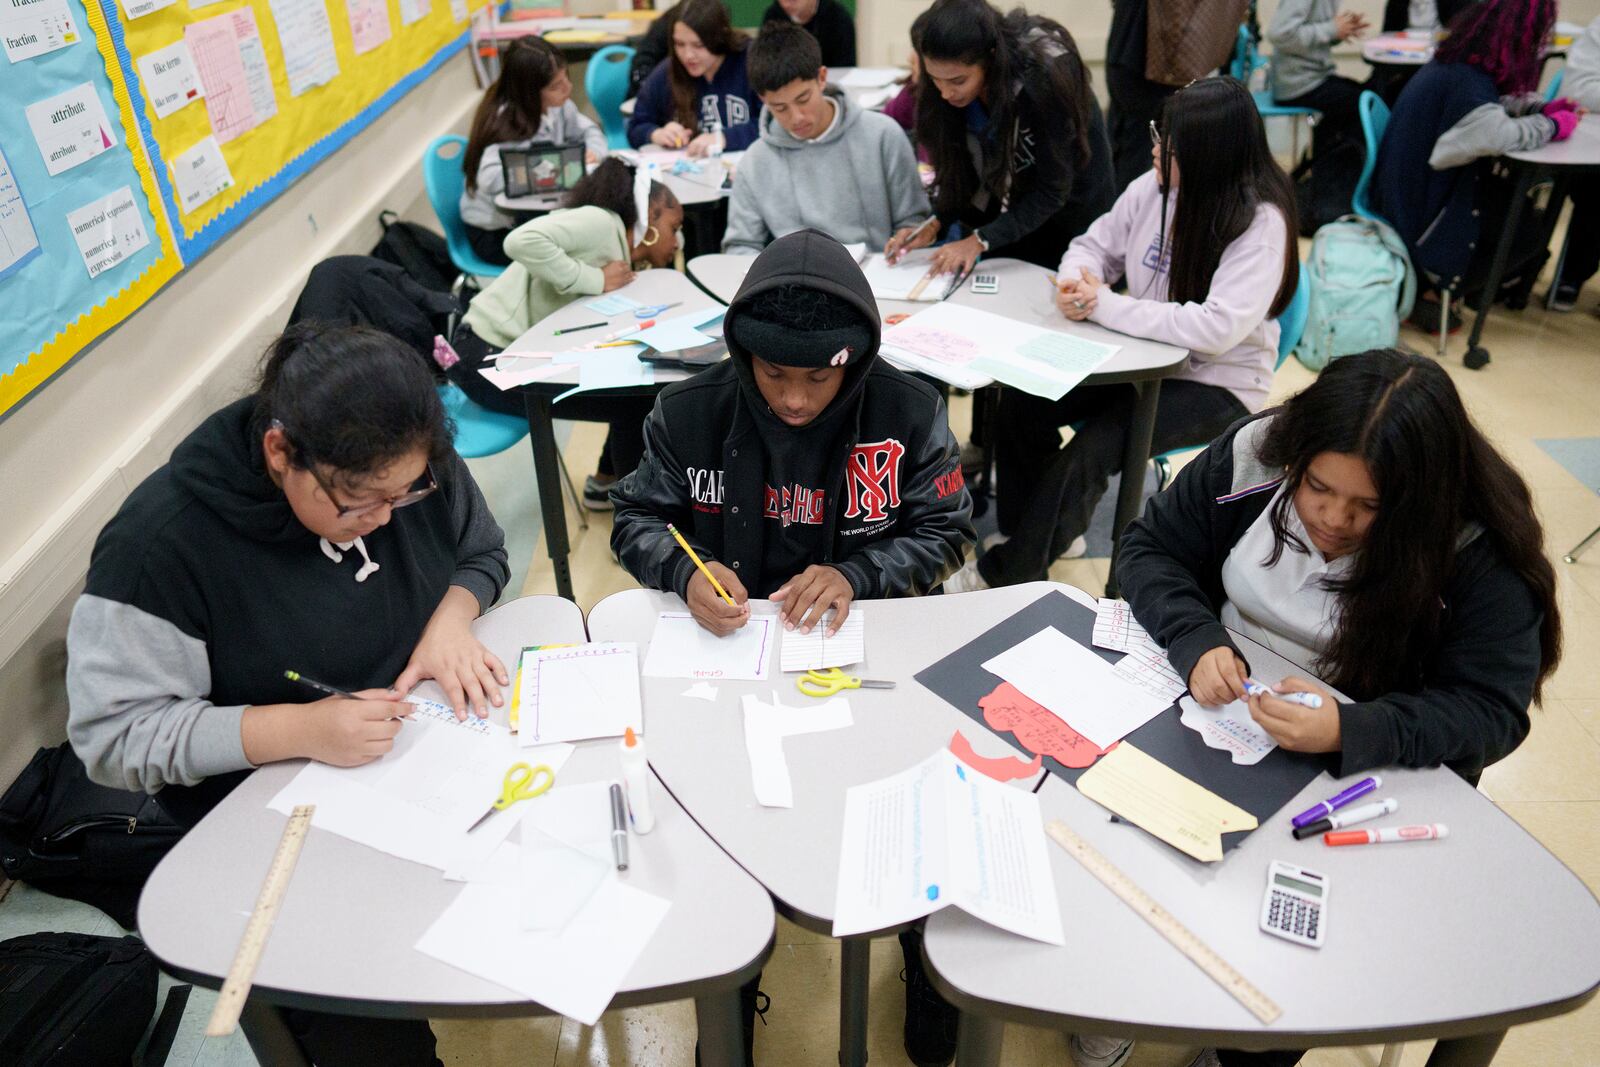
left=253, top=324, right=452, bottom=482
left=464, top=37, right=566, bottom=192
left=565, top=158, right=677, bottom=236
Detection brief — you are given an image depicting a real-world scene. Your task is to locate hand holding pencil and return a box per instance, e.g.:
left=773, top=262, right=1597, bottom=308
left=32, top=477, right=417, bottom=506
left=668, top=523, right=750, bottom=636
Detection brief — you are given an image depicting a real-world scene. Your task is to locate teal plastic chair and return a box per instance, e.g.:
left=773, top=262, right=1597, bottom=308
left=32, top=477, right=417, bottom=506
left=1152, top=266, right=1310, bottom=490
left=1231, top=25, right=1319, bottom=160
left=1546, top=68, right=1565, bottom=100
left=438, top=382, right=587, bottom=526
left=1350, top=91, right=1391, bottom=223
left=422, top=135, right=507, bottom=283
left=586, top=45, right=635, bottom=151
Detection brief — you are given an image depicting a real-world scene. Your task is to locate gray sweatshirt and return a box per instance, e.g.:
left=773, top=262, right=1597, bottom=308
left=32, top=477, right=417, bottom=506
left=459, top=100, right=609, bottom=232
left=1567, top=17, right=1600, bottom=112
left=1267, top=0, right=1341, bottom=101
left=721, top=88, right=930, bottom=255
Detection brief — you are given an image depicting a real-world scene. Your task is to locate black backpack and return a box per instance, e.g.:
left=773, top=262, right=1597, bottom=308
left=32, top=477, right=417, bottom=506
left=0, top=747, right=184, bottom=930
left=372, top=210, right=459, bottom=294
left=0, top=932, right=159, bottom=1065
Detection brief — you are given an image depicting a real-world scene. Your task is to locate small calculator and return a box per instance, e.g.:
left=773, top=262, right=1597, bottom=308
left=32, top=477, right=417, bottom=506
left=1259, top=860, right=1327, bottom=948
left=971, top=273, right=999, bottom=294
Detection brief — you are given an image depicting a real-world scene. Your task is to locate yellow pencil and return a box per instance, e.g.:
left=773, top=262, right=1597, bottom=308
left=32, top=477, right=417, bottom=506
left=666, top=523, right=735, bottom=606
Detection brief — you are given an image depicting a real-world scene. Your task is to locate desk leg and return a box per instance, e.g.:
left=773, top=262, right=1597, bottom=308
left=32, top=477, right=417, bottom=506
left=523, top=391, right=574, bottom=601
left=238, top=999, right=311, bottom=1067
left=1463, top=166, right=1533, bottom=371
left=1425, top=1030, right=1505, bottom=1067
left=954, top=1011, right=1003, bottom=1067
left=1104, top=379, right=1162, bottom=599
left=839, top=936, right=871, bottom=1067
left=695, top=989, right=744, bottom=1067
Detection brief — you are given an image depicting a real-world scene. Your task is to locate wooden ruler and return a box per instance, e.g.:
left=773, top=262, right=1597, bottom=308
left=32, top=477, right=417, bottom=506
left=205, top=804, right=315, bottom=1037
left=1045, top=819, right=1282, bottom=1025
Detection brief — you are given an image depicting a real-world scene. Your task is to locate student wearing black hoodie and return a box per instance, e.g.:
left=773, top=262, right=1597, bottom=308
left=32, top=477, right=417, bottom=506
left=66, top=324, right=510, bottom=1067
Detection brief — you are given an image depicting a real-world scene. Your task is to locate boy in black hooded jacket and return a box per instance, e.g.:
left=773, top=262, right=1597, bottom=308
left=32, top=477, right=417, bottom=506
left=611, top=229, right=975, bottom=637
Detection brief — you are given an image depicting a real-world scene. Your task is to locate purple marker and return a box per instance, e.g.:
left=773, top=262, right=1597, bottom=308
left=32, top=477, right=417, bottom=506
left=1291, top=776, right=1382, bottom=828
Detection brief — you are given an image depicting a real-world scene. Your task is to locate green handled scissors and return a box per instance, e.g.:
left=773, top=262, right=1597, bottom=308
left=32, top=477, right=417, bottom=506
left=796, top=668, right=897, bottom=698
left=467, top=762, right=555, bottom=833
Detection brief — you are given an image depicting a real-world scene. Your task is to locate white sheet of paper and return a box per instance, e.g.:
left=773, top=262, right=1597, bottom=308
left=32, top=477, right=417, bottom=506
left=479, top=359, right=567, bottom=390
left=169, top=135, right=234, bottom=213
left=268, top=0, right=341, bottom=96
left=981, top=627, right=1170, bottom=750
left=832, top=749, right=1063, bottom=943
left=837, top=66, right=904, bottom=88
left=403, top=694, right=492, bottom=735
left=66, top=186, right=149, bottom=279
left=415, top=872, right=670, bottom=1026
left=1178, top=695, right=1277, bottom=765
left=780, top=609, right=865, bottom=672
left=267, top=717, right=573, bottom=872
left=2, top=0, right=78, bottom=62
left=1110, top=644, right=1187, bottom=704
left=399, top=0, right=430, bottom=24
left=682, top=682, right=719, bottom=702
left=0, top=147, right=42, bottom=282
left=121, top=0, right=177, bottom=19
left=742, top=694, right=853, bottom=808
left=859, top=249, right=942, bottom=301
left=136, top=39, right=204, bottom=119
left=517, top=781, right=615, bottom=930
left=1092, top=598, right=1160, bottom=656
left=25, top=82, right=115, bottom=176
left=517, top=643, right=642, bottom=745
left=642, top=612, right=774, bottom=681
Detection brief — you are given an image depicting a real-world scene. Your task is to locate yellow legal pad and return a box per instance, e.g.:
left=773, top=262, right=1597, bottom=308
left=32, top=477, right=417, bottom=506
left=1075, top=743, right=1258, bottom=862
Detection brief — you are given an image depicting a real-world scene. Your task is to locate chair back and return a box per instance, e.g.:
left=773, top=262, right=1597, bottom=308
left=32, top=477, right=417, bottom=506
left=586, top=45, right=636, bottom=150
left=1350, top=91, right=1391, bottom=222
left=438, top=382, right=529, bottom=458
left=423, top=134, right=507, bottom=280
left=1546, top=68, right=1565, bottom=101
left=1277, top=265, right=1311, bottom=367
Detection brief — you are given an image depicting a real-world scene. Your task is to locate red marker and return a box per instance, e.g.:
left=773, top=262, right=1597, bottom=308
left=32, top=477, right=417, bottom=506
left=1325, top=823, right=1448, bottom=846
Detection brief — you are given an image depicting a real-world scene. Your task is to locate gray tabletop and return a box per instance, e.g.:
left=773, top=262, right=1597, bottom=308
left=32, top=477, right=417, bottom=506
left=585, top=584, right=1073, bottom=930
left=621, top=146, right=740, bottom=206
left=923, top=632, right=1600, bottom=1050
left=504, top=267, right=722, bottom=390
left=138, top=595, right=774, bottom=1016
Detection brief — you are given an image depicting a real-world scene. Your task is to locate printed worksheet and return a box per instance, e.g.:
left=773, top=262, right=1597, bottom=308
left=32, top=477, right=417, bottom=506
left=186, top=13, right=260, bottom=143
left=66, top=186, right=149, bottom=279
left=0, top=146, right=41, bottom=282
left=268, top=0, right=341, bottom=96
left=136, top=39, right=204, bottom=119
left=1, top=0, right=78, bottom=63
left=168, top=135, right=233, bottom=213
left=25, top=81, right=115, bottom=176
left=345, top=0, right=391, bottom=54
left=833, top=749, right=1063, bottom=943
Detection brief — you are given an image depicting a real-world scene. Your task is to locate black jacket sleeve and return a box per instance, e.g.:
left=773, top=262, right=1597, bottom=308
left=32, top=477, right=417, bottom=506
left=609, top=402, right=706, bottom=601
left=1115, top=431, right=1254, bottom=689
left=974, top=68, right=1077, bottom=251
left=832, top=392, right=974, bottom=599
left=1335, top=541, right=1540, bottom=779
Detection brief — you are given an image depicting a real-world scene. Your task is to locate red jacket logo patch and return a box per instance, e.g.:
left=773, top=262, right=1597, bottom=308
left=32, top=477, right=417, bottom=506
left=844, top=439, right=906, bottom=523
left=933, top=465, right=965, bottom=500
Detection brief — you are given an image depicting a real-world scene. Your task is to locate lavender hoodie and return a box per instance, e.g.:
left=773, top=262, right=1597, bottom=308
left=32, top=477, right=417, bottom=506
left=1060, top=170, right=1289, bottom=411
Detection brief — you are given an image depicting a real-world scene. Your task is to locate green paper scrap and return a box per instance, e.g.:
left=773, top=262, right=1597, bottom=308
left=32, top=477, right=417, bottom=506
left=969, top=332, right=1119, bottom=401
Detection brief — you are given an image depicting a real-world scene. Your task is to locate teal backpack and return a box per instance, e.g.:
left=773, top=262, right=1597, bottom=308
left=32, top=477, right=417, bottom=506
left=1296, top=215, right=1416, bottom=371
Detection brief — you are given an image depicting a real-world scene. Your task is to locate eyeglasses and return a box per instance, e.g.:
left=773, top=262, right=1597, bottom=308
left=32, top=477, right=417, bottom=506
left=307, top=463, right=438, bottom=519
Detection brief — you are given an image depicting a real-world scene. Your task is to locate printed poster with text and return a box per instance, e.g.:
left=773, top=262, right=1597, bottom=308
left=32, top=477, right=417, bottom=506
left=99, top=0, right=489, bottom=260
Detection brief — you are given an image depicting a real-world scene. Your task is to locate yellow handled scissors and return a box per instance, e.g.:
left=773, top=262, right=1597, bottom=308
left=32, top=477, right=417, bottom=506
left=467, top=762, right=555, bottom=833
left=796, top=668, right=897, bottom=698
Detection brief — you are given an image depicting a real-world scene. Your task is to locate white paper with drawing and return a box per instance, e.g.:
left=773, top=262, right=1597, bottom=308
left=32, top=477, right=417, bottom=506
left=516, top=643, right=642, bottom=744
left=780, top=609, right=864, bottom=672
left=832, top=749, right=1063, bottom=944
left=642, top=612, right=774, bottom=680
left=981, top=626, right=1170, bottom=749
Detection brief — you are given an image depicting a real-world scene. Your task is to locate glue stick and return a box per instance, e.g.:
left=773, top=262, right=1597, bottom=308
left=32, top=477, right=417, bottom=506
left=620, top=728, right=656, bottom=834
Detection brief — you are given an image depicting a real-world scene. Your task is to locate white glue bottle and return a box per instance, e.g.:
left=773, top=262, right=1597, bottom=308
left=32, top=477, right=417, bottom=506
left=619, top=727, right=656, bottom=834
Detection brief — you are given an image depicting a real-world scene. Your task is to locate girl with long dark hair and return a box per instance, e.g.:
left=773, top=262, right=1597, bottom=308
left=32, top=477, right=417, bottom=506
left=459, top=36, right=607, bottom=266
left=627, top=0, right=760, bottom=156
left=451, top=158, right=683, bottom=506
left=883, top=0, right=1115, bottom=272
left=68, top=324, right=512, bottom=1066
left=1375, top=0, right=1575, bottom=332
left=947, top=77, right=1299, bottom=592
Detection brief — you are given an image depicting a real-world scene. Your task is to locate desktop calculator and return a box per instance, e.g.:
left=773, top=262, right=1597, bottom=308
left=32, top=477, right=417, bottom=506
left=1259, top=860, right=1328, bottom=948
left=971, top=273, right=999, bottom=294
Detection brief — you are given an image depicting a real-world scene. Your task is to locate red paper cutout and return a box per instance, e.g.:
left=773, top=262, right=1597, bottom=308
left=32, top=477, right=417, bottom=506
left=948, top=730, right=1044, bottom=781
left=979, top=681, right=1112, bottom=768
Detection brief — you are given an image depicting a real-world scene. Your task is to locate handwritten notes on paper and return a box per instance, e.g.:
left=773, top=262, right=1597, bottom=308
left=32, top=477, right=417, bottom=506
left=1178, top=695, right=1277, bottom=765
left=1075, top=743, right=1257, bottom=862
left=780, top=609, right=865, bottom=672
left=833, top=749, right=1064, bottom=943
left=1092, top=598, right=1156, bottom=655
left=879, top=300, right=1119, bottom=398
left=268, top=0, right=341, bottom=96
left=0, top=148, right=41, bottom=282
left=641, top=612, right=774, bottom=681
left=516, top=643, right=643, bottom=745
left=979, top=681, right=1111, bottom=769
left=982, top=627, right=1170, bottom=750
left=1110, top=645, right=1187, bottom=705
left=403, top=694, right=491, bottom=735
left=743, top=693, right=853, bottom=807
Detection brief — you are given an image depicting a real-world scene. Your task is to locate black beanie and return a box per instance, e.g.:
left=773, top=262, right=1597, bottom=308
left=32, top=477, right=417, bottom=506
left=724, top=230, right=880, bottom=370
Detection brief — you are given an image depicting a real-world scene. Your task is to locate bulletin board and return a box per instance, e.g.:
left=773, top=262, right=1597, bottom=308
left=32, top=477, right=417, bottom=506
left=0, top=0, right=181, bottom=420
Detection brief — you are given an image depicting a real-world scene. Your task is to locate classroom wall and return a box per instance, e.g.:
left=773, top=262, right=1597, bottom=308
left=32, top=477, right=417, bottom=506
left=0, top=51, right=483, bottom=789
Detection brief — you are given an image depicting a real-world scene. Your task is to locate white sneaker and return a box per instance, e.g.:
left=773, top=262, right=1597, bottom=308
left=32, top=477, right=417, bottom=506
left=942, top=559, right=990, bottom=594
left=1060, top=535, right=1088, bottom=560
left=981, top=531, right=1010, bottom=551
left=1184, top=1050, right=1222, bottom=1067
left=1069, top=1034, right=1134, bottom=1067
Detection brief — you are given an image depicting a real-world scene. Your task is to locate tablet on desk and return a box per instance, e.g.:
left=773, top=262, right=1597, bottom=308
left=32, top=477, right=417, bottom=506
left=636, top=340, right=727, bottom=370
left=502, top=141, right=586, bottom=199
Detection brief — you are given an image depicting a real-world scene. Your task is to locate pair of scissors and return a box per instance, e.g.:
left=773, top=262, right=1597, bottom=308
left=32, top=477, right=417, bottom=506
left=466, top=762, right=555, bottom=832
left=796, top=668, right=897, bottom=698
left=634, top=301, right=683, bottom=318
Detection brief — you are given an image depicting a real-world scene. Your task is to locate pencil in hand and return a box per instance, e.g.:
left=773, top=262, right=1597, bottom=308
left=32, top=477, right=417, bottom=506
left=666, top=523, right=735, bottom=606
